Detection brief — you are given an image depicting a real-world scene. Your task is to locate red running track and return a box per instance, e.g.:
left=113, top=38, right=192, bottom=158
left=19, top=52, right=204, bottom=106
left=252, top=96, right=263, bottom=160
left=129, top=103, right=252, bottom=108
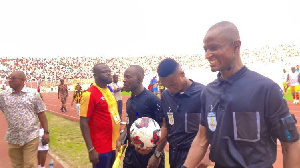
left=1, top=91, right=299, bottom=167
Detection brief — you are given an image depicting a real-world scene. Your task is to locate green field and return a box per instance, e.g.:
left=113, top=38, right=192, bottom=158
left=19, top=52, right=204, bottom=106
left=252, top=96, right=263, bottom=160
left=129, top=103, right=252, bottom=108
left=47, top=88, right=293, bottom=167
left=47, top=112, right=171, bottom=168
left=284, top=87, right=292, bottom=101
left=46, top=112, right=91, bottom=168
left=121, top=91, right=131, bottom=96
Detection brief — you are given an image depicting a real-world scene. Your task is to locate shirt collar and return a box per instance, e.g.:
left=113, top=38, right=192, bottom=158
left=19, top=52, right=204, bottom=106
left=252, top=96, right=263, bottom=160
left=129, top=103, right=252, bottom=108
left=172, top=79, right=194, bottom=97
left=8, top=86, right=31, bottom=94
left=216, top=66, right=248, bottom=85
left=130, top=88, right=146, bottom=99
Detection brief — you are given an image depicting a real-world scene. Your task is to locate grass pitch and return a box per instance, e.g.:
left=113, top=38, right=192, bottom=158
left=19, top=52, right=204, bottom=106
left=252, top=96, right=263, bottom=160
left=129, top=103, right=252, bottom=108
left=46, top=87, right=293, bottom=167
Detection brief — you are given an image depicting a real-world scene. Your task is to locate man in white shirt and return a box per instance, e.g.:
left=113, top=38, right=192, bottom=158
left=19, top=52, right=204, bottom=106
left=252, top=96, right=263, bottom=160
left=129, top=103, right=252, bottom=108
left=110, top=74, right=123, bottom=119
left=0, top=71, right=49, bottom=168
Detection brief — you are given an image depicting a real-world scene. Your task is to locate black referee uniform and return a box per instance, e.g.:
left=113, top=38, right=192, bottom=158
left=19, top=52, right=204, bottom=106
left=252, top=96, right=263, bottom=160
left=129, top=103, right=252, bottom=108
left=123, top=88, right=165, bottom=168
left=161, top=81, right=205, bottom=168
left=201, top=66, right=299, bottom=168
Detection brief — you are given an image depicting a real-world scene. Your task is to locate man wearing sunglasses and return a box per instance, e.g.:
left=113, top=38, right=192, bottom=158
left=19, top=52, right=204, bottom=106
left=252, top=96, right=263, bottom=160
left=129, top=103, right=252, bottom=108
left=0, top=71, right=49, bottom=168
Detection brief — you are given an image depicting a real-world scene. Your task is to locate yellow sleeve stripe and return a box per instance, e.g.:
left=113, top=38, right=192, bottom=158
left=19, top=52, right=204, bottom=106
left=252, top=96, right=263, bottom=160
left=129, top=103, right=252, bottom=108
left=80, top=91, right=91, bottom=117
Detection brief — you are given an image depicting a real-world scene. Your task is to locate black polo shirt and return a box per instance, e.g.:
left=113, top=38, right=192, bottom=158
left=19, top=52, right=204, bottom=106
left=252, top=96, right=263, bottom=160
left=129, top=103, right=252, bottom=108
left=200, top=66, right=298, bottom=167
left=161, top=81, right=205, bottom=149
left=126, top=88, right=163, bottom=144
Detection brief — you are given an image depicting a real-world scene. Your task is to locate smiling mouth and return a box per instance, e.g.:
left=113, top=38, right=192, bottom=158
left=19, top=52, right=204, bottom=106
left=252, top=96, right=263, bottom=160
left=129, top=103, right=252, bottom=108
left=209, top=60, right=218, bottom=65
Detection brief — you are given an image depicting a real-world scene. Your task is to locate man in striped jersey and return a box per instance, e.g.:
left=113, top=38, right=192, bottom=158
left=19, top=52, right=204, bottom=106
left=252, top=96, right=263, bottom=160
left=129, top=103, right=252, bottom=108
left=287, top=66, right=300, bottom=104
left=80, top=63, right=121, bottom=168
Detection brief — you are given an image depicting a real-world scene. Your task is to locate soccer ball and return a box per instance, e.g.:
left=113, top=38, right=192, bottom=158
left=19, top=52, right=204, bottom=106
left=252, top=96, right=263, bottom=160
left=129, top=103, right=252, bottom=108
left=130, top=117, right=161, bottom=149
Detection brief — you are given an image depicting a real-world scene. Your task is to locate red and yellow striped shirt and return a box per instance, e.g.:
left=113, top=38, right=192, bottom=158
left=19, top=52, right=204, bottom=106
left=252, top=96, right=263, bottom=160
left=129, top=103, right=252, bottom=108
left=80, top=85, right=120, bottom=153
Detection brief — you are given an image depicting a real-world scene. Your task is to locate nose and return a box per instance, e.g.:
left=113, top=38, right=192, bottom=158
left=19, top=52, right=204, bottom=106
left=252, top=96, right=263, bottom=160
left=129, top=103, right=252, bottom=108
left=205, top=50, right=213, bottom=60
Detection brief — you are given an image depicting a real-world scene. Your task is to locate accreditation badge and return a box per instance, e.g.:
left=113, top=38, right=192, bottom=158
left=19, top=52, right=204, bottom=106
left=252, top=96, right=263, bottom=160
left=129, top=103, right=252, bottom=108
left=167, top=112, right=174, bottom=125
left=112, top=107, right=121, bottom=124
left=126, top=113, right=129, bottom=124
left=207, top=112, right=217, bottom=131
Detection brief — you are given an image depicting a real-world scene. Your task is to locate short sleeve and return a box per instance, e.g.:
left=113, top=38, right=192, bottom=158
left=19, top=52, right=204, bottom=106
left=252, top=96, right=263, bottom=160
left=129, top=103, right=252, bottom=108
left=35, top=92, right=46, bottom=113
left=80, top=91, right=93, bottom=117
left=267, top=84, right=299, bottom=142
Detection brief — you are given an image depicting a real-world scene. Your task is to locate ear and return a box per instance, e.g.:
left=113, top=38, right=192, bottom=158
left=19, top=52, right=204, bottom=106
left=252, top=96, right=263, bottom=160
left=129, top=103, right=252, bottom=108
left=180, top=70, right=185, bottom=77
left=233, top=40, right=241, bottom=51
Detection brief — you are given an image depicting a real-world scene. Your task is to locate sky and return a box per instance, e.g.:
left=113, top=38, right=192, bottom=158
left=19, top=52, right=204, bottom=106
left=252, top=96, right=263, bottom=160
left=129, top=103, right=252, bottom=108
left=0, top=0, right=299, bottom=58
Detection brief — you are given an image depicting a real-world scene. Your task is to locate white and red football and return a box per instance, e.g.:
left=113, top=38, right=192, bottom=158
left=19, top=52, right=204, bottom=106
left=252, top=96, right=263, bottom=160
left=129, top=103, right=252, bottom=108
left=130, top=117, right=161, bottom=149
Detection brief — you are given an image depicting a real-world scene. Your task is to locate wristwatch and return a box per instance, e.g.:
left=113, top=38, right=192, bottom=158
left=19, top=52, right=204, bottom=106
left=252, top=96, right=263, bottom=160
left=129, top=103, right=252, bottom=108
left=154, top=151, right=162, bottom=158
left=44, top=130, right=50, bottom=134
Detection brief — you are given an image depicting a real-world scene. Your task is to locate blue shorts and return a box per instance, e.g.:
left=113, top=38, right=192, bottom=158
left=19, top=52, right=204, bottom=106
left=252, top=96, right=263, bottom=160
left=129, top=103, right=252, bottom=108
left=93, top=150, right=116, bottom=168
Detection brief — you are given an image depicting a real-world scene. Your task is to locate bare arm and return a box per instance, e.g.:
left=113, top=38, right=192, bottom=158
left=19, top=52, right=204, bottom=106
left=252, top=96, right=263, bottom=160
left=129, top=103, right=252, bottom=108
left=116, top=126, right=128, bottom=152
left=147, top=118, right=168, bottom=168
left=66, top=85, right=68, bottom=97
left=281, top=140, right=300, bottom=168
left=157, top=118, right=168, bottom=145
left=80, top=117, right=99, bottom=164
left=183, top=125, right=209, bottom=168
left=38, top=111, right=49, bottom=144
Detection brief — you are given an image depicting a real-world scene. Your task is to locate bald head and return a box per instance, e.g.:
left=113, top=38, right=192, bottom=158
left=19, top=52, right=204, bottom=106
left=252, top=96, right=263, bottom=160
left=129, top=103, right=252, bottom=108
left=92, top=63, right=112, bottom=86
left=92, top=63, right=107, bottom=74
left=123, top=65, right=145, bottom=93
left=203, top=21, right=243, bottom=79
left=128, top=65, right=144, bottom=80
left=207, top=21, right=240, bottom=42
left=14, top=71, right=26, bottom=80
left=8, top=71, right=26, bottom=92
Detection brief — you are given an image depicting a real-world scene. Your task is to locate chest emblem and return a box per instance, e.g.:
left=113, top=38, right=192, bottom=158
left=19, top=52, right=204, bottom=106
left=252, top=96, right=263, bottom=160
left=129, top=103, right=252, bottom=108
left=167, top=112, right=174, bottom=125
left=207, top=105, right=217, bottom=131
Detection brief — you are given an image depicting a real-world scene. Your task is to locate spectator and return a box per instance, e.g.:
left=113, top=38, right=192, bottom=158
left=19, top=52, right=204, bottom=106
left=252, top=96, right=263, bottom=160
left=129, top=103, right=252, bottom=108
left=58, top=79, right=68, bottom=112
left=282, top=69, right=288, bottom=94
left=0, top=71, right=49, bottom=168
left=110, top=74, right=123, bottom=120
left=158, top=81, right=165, bottom=95
left=287, top=67, right=300, bottom=104
left=71, top=83, right=83, bottom=116
left=38, top=123, right=49, bottom=168
left=150, top=76, right=158, bottom=93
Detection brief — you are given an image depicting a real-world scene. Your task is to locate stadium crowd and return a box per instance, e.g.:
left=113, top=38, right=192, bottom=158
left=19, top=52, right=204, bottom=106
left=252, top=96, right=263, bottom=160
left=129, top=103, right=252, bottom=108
left=0, top=44, right=299, bottom=90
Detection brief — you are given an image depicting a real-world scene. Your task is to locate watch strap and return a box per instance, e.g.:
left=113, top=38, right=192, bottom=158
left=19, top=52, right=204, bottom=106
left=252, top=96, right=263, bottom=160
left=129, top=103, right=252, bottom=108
left=154, top=151, right=162, bottom=158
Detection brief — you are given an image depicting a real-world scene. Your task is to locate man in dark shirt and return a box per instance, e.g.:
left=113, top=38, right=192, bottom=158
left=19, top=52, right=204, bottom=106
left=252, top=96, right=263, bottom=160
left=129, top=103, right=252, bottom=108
left=183, top=21, right=300, bottom=168
left=116, top=65, right=164, bottom=168
left=151, top=58, right=210, bottom=168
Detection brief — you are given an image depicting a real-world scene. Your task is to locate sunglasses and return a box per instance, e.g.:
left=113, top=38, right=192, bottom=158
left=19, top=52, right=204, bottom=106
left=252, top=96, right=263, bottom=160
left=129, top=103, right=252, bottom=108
left=7, top=77, right=23, bottom=81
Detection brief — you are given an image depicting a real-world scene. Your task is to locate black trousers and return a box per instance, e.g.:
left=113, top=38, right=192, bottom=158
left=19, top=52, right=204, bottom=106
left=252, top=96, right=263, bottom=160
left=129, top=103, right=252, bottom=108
left=123, top=145, right=165, bottom=168
left=169, top=147, right=189, bottom=168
